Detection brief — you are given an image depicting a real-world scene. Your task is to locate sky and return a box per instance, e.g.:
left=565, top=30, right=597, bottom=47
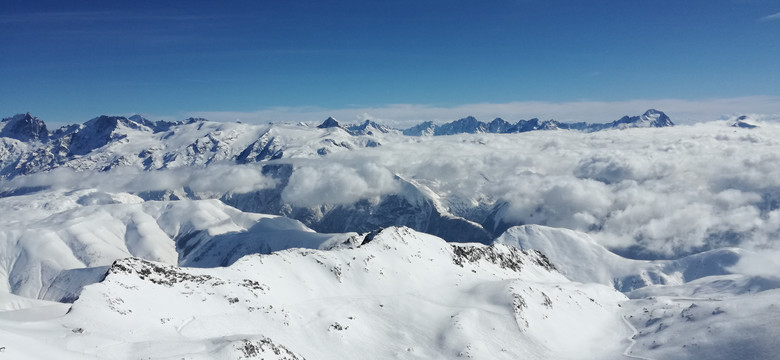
left=1, top=0, right=779, bottom=126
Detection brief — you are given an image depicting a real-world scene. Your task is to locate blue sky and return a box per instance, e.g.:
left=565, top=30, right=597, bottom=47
left=1, top=0, right=779, bottom=125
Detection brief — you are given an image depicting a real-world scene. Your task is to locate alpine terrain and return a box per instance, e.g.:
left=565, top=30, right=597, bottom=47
left=0, top=110, right=778, bottom=359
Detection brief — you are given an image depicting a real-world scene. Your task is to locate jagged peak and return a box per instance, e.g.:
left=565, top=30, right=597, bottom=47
left=317, top=117, right=342, bottom=129
left=2, top=112, right=34, bottom=123
left=0, top=112, right=49, bottom=142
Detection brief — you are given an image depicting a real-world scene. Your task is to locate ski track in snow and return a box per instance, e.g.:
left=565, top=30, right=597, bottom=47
left=176, top=315, right=195, bottom=334
left=621, top=315, right=654, bottom=360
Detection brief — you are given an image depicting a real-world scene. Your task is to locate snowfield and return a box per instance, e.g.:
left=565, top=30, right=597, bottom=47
left=4, top=227, right=632, bottom=359
left=1, top=111, right=779, bottom=359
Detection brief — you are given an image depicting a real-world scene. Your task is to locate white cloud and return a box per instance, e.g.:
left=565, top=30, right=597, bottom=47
left=7, top=114, right=780, bottom=259
left=281, top=162, right=399, bottom=207
left=156, top=96, right=780, bottom=128
left=2, top=164, right=276, bottom=195
left=759, top=12, right=780, bottom=21
left=294, top=121, right=780, bottom=257
left=729, top=250, right=780, bottom=279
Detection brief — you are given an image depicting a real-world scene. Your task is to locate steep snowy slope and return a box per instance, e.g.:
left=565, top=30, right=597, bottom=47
left=621, top=276, right=780, bottom=360
left=495, top=225, right=744, bottom=292
left=0, top=227, right=631, bottom=360
left=0, top=189, right=352, bottom=301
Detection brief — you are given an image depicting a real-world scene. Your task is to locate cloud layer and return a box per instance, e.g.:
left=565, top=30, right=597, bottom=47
left=281, top=161, right=399, bottom=207
left=5, top=119, right=780, bottom=260
left=313, top=121, right=780, bottom=257
left=2, top=164, right=276, bottom=195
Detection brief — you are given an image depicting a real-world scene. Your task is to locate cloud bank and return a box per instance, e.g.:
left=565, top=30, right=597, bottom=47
left=314, top=121, right=780, bottom=258
left=5, top=118, right=780, bottom=261
left=1, top=164, right=276, bottom=195
left=281, top=161, right=399, bottom=207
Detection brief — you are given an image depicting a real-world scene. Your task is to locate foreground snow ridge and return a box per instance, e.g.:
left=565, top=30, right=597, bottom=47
left=2, top=227, right=631, bottom=359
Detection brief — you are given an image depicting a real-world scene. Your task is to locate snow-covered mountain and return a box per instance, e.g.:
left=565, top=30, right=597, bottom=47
left=0, top=115, right=392, bottom=184
left=0, top=188, right=354, bottom=302
left=0, top=109, right=673, bottom=180
left=2, top=110, right=779, bottom=258
left=1, top=109, right=779, bottom=359
left=1, top=226, right=634, bottom=359
left=495, top=225, right=743, bottom=292
left=1, top=214, right=777, bottom=359
left=0, top=113, right=49, bottom=142
left=401, top=109, right=674, bottom=136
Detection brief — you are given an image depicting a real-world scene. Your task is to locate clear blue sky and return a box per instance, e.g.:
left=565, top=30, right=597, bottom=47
left=2, top=0, right=779, bottom=125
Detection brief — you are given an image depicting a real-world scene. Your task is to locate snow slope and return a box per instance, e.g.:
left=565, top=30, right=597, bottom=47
left=621, top=277, right=780, bottom=360
left=1, top=111, right=778, bottom=359
left=495, top=225, right=743, bottom=292
left=0, top=227, right=630, bottom=359
left=0, top=189, right=352, bottom=301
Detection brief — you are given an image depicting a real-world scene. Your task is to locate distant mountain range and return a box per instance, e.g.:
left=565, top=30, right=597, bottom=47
left=2, top=109, right=778, bottom=360
left=0, top=108, right=678, bottom=247
left=310, top=109, right=675, bottom=136
left=400, top=109, right=674, bottom=136
left=0, top=109, right=674, bottom=146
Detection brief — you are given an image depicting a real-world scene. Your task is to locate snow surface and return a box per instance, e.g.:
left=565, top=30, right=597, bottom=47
left=1, top=227, right=632, bottom=359
left=0, top=189, right=352, bottom=300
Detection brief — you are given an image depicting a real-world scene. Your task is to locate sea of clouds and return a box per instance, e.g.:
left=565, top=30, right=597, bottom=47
left=4, top=119, right=780, bottom=261
left=303, top=120, right=780, bottom=258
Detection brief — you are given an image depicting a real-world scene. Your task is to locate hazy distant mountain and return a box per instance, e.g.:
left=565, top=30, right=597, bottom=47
left=401, top=109, right=674, bottom=136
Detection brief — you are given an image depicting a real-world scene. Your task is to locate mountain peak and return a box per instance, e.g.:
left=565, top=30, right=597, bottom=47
left=732, top=115, right=758, bottom=129
left=434, top=116, right=487, bottom=135
left=0, top=112, right=49, bottom=142
left=317, top=117, right=342, bottom=129
left=606, top=109, right=673, bottom=129
left=640, top=109, right=674, bottom=127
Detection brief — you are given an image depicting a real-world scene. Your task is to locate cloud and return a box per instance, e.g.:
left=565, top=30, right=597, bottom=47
left=6, top=115, right=780, bottom=259
left=1, top=164, right=276, bottom=195
left=281, top=162, right=399, bottom=207
left=759, top=12, right=780, bottom=22
left=729, top=250, right=780, bottom=279
left=161, top=96, right=780, bottom=128
left=286, top=121, right=780, bottom=258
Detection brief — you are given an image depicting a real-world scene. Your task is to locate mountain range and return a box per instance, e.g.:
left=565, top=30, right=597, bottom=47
left=1, top=109, right=777, bottom=359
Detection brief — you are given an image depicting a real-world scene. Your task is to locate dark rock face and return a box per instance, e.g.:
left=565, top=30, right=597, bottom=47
left=451, top=243, right=556, bottom=272
left=317, top=117, right=342, bottom=129
left=0, top=113, right=49, bottom=142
